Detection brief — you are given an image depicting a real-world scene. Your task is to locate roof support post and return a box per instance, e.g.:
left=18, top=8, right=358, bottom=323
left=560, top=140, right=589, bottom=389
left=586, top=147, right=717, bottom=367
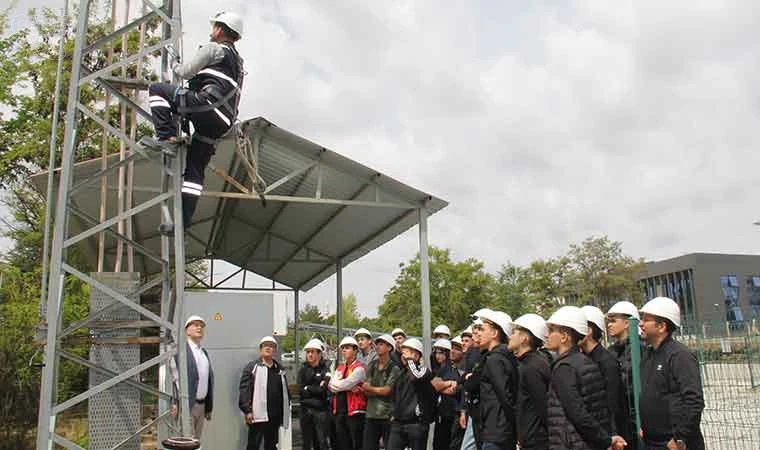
left=294, top=289, right=300, bottom=368
left=336, top=259, right=343, bottom=364
left=418, top=208, right=432, bottom=359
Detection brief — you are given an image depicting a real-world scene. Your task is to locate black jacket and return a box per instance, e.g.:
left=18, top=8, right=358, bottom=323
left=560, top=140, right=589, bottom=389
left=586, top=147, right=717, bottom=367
left=297, top=359, right=331, bottom=410
left=435, top=360, right=460, bottom=419
left=547, top=347, right=611, bottom=450
left=187, top=42, right=244, bottom=125
left=461, top=346, right=482, bottom=373
left=516, top=350, right=550, bottom=450
left=608, top=338, right=642, bottom=445
left=640, top=336, right=705, bottom=450
left=391, top=359, right=436, bottom=424
left=473, top=345, right=518, bottom=446
left=186, top=343, right=214, bottom=415
left=238, top=358, right=290, bottom=425
left=586, top=344, right=623, bottom=435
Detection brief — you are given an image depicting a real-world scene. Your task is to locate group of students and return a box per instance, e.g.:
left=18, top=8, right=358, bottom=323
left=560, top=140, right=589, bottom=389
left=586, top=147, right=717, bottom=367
left=294, top=295, right=705, bottom=450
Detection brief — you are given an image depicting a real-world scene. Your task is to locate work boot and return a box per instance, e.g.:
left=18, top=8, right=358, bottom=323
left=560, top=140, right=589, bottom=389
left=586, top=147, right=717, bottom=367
left=138, top=136, right=178, bottom=157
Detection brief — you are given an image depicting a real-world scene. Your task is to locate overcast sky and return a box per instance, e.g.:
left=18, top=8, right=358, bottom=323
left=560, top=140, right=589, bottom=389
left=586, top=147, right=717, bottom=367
left=8, top=1, right=760, bottom=318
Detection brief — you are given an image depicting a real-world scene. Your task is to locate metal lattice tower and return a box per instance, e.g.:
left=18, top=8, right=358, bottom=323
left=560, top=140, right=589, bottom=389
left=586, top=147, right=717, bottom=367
left=36, top=1, right=193, bottom=449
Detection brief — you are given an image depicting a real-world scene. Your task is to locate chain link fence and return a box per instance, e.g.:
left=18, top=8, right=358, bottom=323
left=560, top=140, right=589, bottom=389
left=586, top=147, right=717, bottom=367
left=678, top=320, right=760, bottom=450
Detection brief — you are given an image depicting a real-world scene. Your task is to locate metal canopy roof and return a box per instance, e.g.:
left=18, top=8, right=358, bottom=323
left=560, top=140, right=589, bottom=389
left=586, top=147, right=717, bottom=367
left=33, top=117, right=448, bottom=291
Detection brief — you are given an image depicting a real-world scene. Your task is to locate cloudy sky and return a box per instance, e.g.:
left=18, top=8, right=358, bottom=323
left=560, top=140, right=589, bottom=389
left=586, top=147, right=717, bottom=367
left=8, top=1, right=760, bottom=318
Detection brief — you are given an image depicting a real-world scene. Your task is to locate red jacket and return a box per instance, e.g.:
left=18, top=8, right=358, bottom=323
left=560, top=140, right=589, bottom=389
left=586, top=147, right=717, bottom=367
left=332, top=358, right=367, bottom=416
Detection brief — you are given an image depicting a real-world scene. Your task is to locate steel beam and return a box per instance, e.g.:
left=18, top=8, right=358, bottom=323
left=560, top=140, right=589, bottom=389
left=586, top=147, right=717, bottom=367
left=52, top=351, right=174, bottom=414
left=336, top=260, right=343, bottom=364
left=202, top=191, right=414, bottom=209
left=36, top=2, right=91, bottom=448
left=271, top=180, right=377, bottom=278
left=62, top=263, right=174, bottom=329
left=419, top=208, right=432, bottom=358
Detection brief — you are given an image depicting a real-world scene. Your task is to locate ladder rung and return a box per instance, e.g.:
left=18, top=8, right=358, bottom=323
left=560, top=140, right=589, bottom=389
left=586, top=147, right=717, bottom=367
left=98, top=76, right=151, bottom=90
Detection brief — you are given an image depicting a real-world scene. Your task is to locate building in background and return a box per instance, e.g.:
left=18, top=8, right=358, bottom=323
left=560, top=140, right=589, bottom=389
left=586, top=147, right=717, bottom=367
left=640, top=253, right=760, bottom=324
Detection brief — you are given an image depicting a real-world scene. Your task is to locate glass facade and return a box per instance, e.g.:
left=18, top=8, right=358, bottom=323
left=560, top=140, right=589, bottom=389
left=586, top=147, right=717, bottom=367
left=746, top=276, right=760, bottom=319
left=640, top=269, right=696, bottom=321
left=720, top=275, right=743, bottom=321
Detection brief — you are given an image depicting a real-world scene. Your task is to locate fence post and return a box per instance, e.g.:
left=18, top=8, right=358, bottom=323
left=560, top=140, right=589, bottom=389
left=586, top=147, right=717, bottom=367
left=628, top=316, right=643, bottom=450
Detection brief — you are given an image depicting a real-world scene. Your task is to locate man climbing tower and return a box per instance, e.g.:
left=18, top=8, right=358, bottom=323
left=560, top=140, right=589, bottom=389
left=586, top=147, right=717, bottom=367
left=144, top=11, right=245, bottom=235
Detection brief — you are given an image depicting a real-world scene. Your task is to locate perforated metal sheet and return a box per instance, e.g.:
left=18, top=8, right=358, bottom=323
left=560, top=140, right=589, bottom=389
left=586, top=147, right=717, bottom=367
left=88, top=272, right=142, bottom=450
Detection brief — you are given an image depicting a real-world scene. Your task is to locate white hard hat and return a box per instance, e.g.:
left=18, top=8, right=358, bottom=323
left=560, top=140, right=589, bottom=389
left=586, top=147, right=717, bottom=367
left=640, top=296, right=681, bottom=328
left=581, top=306, right=606, bottom=334
left=354, top=328, right=372, bottom=339
left=451, top=335, right=463, bottom=346
left=513, top=313, right=548, bottom=343
left=374, top=334, right=396, bottom=348
left=210, top=11, right=243, bottom=38
left=607, top=301, right=640, bottom=320
left=433, top=324, right=451, bottom=336
left=259, top=336, right=277, bottom=347
left=184, top=315, right=206, bottom=328
left=391, top=328, right=407, bottom=337
left=479, top=309, right=513, bottom=337
left=303, top=338, right=324, bottom=352
left=401, top=337, right=424, bottom=354
left=433, top=338, right=452, bottom=351
left=472, top=308, right=493, bottom=319
left=339, top=336, right=359, bottom=348
left=547, top=306, right=588, bottom=336
left=462, top=326, right=473, bottom=337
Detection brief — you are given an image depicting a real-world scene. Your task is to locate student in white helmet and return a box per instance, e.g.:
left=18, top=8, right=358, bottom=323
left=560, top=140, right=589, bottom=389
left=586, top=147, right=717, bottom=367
left=145, top=11, right=245, bottom=234
left=238, top=336, right=290, bottom=450
left=447, top=336, right=466, bottom=450
left=459, top=315, right=486, bottom=450
left=387, top=338, right=436, bottom=450
left=545, top=307, right=626, bottom=450
left=508, top=313, right=550, bottom=450
left=329, top=336, right=367, bottom=450
left=361, top=334, right=402, bottom=450
left=430, top=339, right=459, bottom=450
left=431, top=324, right=452, bottom=370
left=298, top=338, right=331, bottom=450
left=390, top=328, right=407, bottom=366
left=465, top=310, right=518, bottom=450
left=639, top=297, right=705, bottom=450
left=354, top=328, right=377, bottom=366
left=580, top=306, right=625, bottom=447
left=605, top=300, right=641, bottom=447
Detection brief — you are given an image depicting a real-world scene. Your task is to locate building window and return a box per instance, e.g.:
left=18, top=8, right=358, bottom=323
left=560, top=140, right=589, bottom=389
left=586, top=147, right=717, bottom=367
left=720, top=275, right=743, bottom=321
left=746, top=276, right=760, bottom=319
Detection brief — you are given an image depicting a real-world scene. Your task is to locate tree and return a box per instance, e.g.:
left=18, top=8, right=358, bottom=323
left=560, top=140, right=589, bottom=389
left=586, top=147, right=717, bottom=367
left=377, top=247, right=496, bottom=336
left=326, top=293, right=362, bottom=329
left=299, top=303, right=325, bottom=324
left=564, top=236, right=646, bottom=308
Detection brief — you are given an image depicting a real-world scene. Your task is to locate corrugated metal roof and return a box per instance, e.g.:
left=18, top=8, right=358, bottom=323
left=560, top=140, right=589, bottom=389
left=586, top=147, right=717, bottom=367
left=32, top=117, right=447, bottom=291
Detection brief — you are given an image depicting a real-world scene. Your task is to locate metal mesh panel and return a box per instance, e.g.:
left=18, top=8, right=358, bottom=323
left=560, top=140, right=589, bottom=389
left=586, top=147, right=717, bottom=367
left=680, top=321, right=760, bottom=450
left=88, top=272, right=142, bottom=450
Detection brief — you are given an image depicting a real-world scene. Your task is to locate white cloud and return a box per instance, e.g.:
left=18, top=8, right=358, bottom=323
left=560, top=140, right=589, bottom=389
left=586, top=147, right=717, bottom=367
left=8, top=0, right=760, bottom=319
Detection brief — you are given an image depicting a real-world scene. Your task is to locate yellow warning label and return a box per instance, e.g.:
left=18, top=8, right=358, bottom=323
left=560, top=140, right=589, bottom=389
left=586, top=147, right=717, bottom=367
left=213, top=312, right=223, bottom=321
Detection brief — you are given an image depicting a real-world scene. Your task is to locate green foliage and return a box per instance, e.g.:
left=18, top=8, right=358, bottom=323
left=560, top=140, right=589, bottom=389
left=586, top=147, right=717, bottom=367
left=375, top=237, right=645, bottom=337
left=0, top=5, right=165, bottom=447
left=378, top=247, right=497, bottom=335
left=326, top=293, right=362, bottom=329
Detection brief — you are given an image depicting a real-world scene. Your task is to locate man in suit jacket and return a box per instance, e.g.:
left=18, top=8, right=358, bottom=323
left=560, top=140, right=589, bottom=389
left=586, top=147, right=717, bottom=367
left=185, top=315, right=214, bottom=438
